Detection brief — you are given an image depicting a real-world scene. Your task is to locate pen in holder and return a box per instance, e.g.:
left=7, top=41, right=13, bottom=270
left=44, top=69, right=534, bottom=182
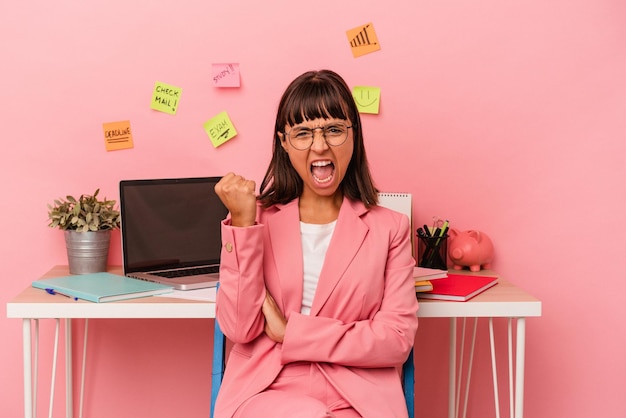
left=417, top=234, right=448, bottom=270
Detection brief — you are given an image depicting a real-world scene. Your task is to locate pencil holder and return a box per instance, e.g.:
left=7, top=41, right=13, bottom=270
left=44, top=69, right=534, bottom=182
left=417, top=235, right=448, bottom=270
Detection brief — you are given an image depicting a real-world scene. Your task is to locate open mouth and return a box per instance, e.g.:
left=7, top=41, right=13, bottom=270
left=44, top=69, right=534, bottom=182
left=311, top=160, right=335, bottom=183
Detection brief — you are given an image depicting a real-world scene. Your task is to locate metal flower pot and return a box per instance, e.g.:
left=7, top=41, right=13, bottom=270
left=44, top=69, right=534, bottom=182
left=64, top=230, right=111, bottom=274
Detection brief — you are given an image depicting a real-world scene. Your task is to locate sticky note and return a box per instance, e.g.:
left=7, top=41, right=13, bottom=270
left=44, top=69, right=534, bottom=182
left=150, top=81, right=182, bottom=115
left=212, top=63, right=241, bottom=87
left=352, top=86, right=381, bottom=114
left=103, top=120, right=134, bottom=151
left=203, top=111, right=237, bottom=148
left=346, top=23, right=381, bottom=58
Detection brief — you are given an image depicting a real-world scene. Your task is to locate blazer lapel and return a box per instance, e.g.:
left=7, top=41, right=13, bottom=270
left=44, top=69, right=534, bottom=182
left=310, top=198, right=369, bottom=316
left=266, top=200, right=304, bottom=315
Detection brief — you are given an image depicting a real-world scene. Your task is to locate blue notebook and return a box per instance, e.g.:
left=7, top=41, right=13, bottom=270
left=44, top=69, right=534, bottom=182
left=32, top=272, right=174, bottom=302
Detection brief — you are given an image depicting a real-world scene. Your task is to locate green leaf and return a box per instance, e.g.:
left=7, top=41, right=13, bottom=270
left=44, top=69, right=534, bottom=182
left=48, top=189, right=121, bottom=230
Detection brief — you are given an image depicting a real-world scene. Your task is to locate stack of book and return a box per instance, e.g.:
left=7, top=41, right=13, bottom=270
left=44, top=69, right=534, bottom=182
left=413, top=267, right=499, bottom=301
left=413, top=266, right=448, bottom=292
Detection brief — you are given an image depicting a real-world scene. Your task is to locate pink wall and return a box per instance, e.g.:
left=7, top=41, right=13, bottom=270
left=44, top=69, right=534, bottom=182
left=2, top=1, right=625, bottom=417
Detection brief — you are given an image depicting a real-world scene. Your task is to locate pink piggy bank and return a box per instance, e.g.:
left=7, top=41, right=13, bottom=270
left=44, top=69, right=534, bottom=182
left=447, top=228, right=494, bottom=272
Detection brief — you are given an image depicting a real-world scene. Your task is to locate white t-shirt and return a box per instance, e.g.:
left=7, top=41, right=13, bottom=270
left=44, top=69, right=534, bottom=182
left=299, top=220, right=336, bottom=315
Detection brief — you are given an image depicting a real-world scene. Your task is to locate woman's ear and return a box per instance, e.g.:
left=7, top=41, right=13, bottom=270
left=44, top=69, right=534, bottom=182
left=278, top=132, right=288, bottom=151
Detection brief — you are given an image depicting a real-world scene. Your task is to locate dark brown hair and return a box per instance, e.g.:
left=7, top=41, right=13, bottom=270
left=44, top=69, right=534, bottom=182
left=258, top=70, right=378, bottom=207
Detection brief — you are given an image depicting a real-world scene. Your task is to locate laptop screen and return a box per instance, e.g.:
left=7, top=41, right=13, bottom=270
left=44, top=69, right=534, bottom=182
left=120, top=177, right=228, bottom=274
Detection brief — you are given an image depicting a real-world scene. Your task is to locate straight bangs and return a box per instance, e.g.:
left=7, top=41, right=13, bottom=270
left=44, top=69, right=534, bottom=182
left=282, top=82, right=351, bottom=128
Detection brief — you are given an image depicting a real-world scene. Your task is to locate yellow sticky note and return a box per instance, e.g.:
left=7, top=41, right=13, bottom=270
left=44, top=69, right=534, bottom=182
left=352, top=86, right=381, bottom=114
left=150, top=81, right=182, bottom=115
left=103, top=120, right=134, bottom=151
left=346, top=22, right=381, bottom=58
left=203, top=111, right=237, bottom=148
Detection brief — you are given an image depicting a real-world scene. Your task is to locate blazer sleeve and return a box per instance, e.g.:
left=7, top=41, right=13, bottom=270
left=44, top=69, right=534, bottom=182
left=280, top=213, right=419, bottom=368
left=215, top=219, right=267, bottom=344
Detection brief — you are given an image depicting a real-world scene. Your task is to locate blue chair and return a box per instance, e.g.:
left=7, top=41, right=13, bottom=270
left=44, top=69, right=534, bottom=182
left=210, top=313, right=227, bottom=418
left=210, top=310, right=415, bottom=417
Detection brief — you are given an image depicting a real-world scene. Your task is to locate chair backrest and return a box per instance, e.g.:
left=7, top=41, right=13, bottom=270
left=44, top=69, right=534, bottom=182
left=210, top=284, right=226, bottom=418
left=403, top=349, right=415, bottom=416
left=210, top=305, right=415, bottom=417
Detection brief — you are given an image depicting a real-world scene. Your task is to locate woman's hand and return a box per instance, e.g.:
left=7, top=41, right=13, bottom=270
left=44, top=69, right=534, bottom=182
left=214, top=172, right=257, bottom=227
left=262, top=291, right=287, bottom=343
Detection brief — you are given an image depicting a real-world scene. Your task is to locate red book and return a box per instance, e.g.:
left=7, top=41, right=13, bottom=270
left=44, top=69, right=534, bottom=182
left=417, top=274, right=498, bottom=301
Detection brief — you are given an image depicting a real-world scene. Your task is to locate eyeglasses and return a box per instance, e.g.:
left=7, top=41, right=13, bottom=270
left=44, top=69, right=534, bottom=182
left=284, top=123, right=352, bottom=150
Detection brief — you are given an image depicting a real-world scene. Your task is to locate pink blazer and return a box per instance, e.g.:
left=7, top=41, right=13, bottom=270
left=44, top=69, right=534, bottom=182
left=214, top=197, right=419, bottom=418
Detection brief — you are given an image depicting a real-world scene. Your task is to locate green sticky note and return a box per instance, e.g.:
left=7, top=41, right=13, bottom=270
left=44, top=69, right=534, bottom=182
left=204, top=111, right=237, bottom=148
left=150, top=81, right=182, bottom=115
left=352, top=86, right=381, bottom=114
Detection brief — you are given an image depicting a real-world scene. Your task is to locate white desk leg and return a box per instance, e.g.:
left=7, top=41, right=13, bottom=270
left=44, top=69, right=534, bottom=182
left=515, top=318, right=526, bottom=418
left=22, top=319, right=33, bottom=418
left=449, top=318, right=457, bottom=418
left=455, top=319, right=466, bottom=417
left=50, top=319, right=61, bottom=416
left=79, top=319, right=89, bottom=418
left=461, top=318, right=478, bottom=418
left=508, top=318, right=514, bottom=418
left=65, top=318, right=73, bottom=418
left=489, top=318, right=501, bottom=418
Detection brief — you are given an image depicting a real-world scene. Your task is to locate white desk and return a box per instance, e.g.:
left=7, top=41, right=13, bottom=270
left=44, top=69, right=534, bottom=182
left=417, top=271, right=542, bottom=418
left=7, top=266, right=541, bottom=418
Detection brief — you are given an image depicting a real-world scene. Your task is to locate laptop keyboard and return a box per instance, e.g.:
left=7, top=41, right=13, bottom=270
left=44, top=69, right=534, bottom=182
left=152, top=265, right=219, bottom=278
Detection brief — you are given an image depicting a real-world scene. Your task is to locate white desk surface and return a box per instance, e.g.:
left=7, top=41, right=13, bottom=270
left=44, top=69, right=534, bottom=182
left=7, top=266, right=541, bottom=320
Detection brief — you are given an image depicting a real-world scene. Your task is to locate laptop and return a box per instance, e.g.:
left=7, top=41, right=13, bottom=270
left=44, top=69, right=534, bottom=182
left=119, top=177, right=228, bottom=290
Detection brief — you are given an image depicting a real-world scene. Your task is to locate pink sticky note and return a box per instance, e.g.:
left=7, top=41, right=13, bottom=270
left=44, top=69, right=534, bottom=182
left=211, top=63, right=241, bottom=87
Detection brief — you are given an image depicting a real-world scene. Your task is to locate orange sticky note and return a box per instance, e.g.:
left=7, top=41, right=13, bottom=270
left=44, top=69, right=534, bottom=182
left=103, top=120, right=134, bottom=151
left=346, top=22, right=381, bottom=58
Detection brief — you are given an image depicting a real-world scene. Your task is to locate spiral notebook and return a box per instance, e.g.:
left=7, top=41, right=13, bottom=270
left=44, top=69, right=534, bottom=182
left=378, top=192, right=414, bottom=250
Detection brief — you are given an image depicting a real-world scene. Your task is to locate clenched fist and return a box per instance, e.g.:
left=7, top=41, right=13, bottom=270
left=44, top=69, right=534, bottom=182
left=214, top=173, right=257, bottom=227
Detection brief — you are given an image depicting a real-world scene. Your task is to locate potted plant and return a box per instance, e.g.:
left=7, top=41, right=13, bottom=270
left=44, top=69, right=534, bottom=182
left=47, top=189, right=121, bottom=274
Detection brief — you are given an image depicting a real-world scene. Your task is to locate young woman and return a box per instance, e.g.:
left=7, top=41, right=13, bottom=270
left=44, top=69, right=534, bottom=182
left=214, top=70, right=418, bottom=418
